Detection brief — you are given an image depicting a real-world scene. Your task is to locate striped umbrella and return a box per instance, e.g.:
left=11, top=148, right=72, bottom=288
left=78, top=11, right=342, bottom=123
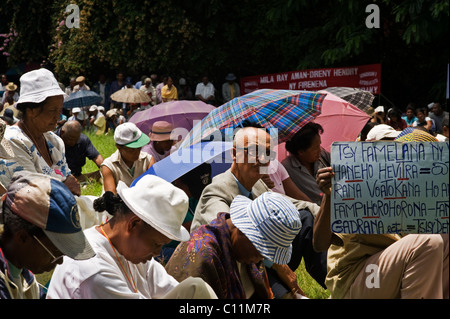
left=63, top=90, right=102, bottom=109
left=179, top=89, right=326, bottom=148
left=394, top=127, right=438, bottom=142
left=323, top=87, right=374, bottom=113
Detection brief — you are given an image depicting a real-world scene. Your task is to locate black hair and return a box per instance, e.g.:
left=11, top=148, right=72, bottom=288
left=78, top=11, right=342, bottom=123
left=93, top=191, right=131, bottom=217
left=416, top=107, right=427, bottom=115
left=0, top=203, right=45, bottom=240
left=16, top=101, right=45, bottom=116
left=388, top=107, right=402, bottom=119
left=285, top=122, right=323, bottom=154
left=360, top=121, right=378, bottom=142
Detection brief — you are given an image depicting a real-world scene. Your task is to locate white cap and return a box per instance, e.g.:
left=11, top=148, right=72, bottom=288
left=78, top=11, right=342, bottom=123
left=16, top=68, right=68, bottom=105
left=367, top=124, right=401, bottom=141
left=89, top=105, right=98, bottom=112
left=98, top=106, right=105, bottom=112
left=72, top=107, right=81, bottom=113
left=117, top=175, right=190, bottom=242
left=374, top=106, right=385, bottom=113
left=114, top=122, right=150, bottom=148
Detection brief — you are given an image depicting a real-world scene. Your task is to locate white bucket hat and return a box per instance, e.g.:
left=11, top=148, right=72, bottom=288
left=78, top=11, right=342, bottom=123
left=16, top=68, right=68, bottom=105
left=366, top=124, right=401, bottom=141
left=230, top=192, right=302, bottom=264
left=116, top=175, right=190, bottom=242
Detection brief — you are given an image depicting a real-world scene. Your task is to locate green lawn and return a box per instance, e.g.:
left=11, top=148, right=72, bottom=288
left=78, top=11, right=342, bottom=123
left=38, top=129, right=330, bottom=298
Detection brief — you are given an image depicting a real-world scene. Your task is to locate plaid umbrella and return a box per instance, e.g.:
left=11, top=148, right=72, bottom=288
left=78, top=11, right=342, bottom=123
left=63, top=90, right=102, bottom=109
left=323, top=87, right=374, bottom=113
left=179, top=89, right=326, bottom=148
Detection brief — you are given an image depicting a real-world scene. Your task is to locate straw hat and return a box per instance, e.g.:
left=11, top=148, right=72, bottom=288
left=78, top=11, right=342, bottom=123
left=5, top=82, right=17, bottom=91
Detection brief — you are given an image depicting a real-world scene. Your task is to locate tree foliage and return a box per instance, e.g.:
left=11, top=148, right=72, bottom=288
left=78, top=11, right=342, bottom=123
left=0, top=0, right=448, bottom=108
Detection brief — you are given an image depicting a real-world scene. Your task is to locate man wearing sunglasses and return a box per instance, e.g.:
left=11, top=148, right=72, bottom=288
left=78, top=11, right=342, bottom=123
left=0, top=172, right=95, bottom=299
left=191, top=123, right=327, bottom=298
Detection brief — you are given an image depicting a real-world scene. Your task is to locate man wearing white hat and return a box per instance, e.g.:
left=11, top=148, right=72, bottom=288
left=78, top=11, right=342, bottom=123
left=101, top=122, right=154, bottom=193
left=47, top=174, right=217, bottom=299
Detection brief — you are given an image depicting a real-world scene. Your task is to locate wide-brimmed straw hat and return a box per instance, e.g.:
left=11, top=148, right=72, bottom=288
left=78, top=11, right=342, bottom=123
left=5, top=82, right=17, bottom=91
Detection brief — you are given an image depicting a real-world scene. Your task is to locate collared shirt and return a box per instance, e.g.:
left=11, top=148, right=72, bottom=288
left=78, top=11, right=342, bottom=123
left=100, top=149, right=152, bottom=191
left=195, top=82, right=215, bottom=99
left=281, top=150, right=330, bottom=206
left=231, top=172, right=253, bottom=199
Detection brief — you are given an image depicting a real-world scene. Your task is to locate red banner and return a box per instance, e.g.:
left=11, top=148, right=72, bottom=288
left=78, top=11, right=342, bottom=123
left=240, top=63, right=381, bottom=95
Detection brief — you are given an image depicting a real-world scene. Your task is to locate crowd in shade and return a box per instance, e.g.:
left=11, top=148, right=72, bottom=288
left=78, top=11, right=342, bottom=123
left=0, top=68, right=448, bottom=300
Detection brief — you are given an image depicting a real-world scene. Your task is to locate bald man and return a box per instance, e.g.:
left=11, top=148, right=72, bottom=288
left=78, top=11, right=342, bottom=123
left=56, top=121, right=104, bottom=182
left=191, top=124, right=328, bottom=298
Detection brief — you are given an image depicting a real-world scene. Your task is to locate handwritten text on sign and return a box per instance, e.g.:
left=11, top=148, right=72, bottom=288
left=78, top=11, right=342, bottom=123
left=331, top=142, right=449, bottom=234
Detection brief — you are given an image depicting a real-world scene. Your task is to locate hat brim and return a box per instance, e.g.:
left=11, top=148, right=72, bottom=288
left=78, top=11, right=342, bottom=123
left=44, top=229, right=95, bottom=260
left=230, top=195, right=292, bottom=264
left=149, top=132, right=174, bottom=142
left=124, top=132, right=151, bottom=148
left=116, top=181, right=190, bottom=242
left=16, top=89, right=68, bottom=105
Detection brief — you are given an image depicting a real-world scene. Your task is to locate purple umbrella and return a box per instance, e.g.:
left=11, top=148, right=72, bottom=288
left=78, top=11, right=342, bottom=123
left=128, top=100, right=215, bottom=134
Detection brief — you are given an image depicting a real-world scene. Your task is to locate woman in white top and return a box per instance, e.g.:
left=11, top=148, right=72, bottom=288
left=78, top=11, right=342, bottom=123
left=0, top=68, right=80, bottom=196
left=46, top=174, right=217, bottom=299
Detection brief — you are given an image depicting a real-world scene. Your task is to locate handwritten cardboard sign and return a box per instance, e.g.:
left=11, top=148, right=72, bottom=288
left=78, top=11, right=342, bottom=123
left=331, top=141, right=449, bottom=234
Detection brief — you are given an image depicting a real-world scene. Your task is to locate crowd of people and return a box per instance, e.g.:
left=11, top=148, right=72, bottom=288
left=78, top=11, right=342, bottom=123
left=0, top=68, right=448, bottom=300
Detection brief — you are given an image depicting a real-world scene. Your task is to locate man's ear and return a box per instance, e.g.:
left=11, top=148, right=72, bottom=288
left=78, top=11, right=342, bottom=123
left=127, top=215, right=141, bottom=233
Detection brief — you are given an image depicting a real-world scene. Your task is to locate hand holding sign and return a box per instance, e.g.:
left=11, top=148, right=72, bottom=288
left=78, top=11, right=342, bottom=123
left=316, top=167, right=334, bottom=196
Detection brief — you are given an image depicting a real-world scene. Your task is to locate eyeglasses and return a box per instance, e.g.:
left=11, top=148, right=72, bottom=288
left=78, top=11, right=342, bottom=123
left=33, top=235, right=64, bottom=264
left=237, top=146, right=277, bottom=161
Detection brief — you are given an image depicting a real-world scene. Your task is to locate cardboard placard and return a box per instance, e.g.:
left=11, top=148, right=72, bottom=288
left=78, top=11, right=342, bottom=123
left=331, top=141, right=449, bottom=234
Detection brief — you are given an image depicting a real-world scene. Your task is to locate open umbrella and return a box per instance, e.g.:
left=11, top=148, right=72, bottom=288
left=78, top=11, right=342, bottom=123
left=128, top=100, right=215, bottom=134
left=323, top=87, right=374, bottom=113
left=314, top=91, right=371, bottom=152
left=63, top=90, right=102, bottom=109
left=131, top=141, right=233, bottom=186
left=179, top=89, right=326, bottom=148
left=110, top=88, right=150, bottom=104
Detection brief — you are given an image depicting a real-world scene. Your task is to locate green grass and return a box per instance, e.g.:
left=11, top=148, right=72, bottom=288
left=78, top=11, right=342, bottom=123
left=38, top=129, right=330, bottom=298
left=80, top=130, right=116, bottom=197
left=295, top=260, right=330, bottom=299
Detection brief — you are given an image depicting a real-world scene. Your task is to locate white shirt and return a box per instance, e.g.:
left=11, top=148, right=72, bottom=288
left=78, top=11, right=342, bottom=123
left=46, top=227, right=179, bottom=299
left=195, top=82, right=215, bottom=99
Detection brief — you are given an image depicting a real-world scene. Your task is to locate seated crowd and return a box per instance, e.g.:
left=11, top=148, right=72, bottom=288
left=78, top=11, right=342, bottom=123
left=0, top=69, right=448, bottom=299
